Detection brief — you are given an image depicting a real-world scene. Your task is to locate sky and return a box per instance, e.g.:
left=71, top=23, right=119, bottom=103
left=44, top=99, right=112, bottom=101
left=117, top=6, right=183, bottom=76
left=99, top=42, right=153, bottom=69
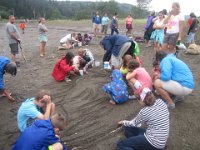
left=61, top=0, right=200, bottom=16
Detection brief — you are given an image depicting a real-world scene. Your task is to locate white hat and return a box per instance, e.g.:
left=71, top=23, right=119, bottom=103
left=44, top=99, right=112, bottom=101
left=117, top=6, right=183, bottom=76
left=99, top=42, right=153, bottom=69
left=140, top=88, right=151, bottom=101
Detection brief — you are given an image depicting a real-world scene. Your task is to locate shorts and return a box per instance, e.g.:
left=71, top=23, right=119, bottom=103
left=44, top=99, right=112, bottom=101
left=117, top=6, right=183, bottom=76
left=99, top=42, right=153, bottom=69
left=39, top=35, right=48, bottom=43
left=160, top=80, right=193, bottom=96
left=187, top=32, right=195, bottom=44
left=9, top=43, right=19, bottom=55
left=111, top=42, right=132, bottom=68
left=163, top=33, right=179, bottom=46
left=94, top=23, right=101, bottom=30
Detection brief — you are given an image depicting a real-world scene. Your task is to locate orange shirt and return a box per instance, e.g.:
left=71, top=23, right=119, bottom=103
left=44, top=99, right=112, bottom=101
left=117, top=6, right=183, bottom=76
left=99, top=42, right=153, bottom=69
left=19, top=23, right=26, bottom=29
left=125, top=17, right=133, bottom=25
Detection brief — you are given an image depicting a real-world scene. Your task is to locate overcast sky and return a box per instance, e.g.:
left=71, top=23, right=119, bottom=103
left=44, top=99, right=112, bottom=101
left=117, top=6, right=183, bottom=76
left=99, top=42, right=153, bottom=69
left=62, top=0, right=200, bottom=16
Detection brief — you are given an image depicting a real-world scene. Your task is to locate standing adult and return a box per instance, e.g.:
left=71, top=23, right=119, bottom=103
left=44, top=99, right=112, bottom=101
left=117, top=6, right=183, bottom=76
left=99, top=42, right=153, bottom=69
left=92, top=11, right=101, bottom=37
left=100, top=34, right=135, bottom=68
left=187, top=12, right=199, bottom=45
left=144, top=11, right=155, bottom=47
left=162, top=2, right=185, bottom=53
left=6, top=15, right=20, bottom=65
left=110, top=13, right=119, bottom=35
left=154, top=51, right=195, bottom=109
left=0, top=56, right=17, bottom=102
left=125, top=14, right=133, bottom=36
left=38, top=17, right=48, bottom=57
left=101, top=13, right=110, bottom=35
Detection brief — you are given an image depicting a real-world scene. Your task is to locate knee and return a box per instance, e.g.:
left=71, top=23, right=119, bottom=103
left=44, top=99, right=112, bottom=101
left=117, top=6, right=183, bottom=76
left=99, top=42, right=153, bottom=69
left=154, top=79, right=161, bottom=88
left=51, top=142, right=63, bottom=150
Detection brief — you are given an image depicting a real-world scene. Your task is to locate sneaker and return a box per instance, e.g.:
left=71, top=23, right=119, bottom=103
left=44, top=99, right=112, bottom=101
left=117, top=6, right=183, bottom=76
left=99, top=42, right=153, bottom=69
left=167, top=103, right=175, bottom=110
left=65, top=77, right=71, bottom=82
left=129, top=95, right=137, bottom=99
left=173, top=96, right=184, bottom=103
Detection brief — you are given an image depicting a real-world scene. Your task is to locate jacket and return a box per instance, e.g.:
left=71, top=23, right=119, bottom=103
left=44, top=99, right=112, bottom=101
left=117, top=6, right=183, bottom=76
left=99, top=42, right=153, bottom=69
left=160, top=54, right=195, bottom=89
left=12, top=119, right=67, bottom=150
left=0, top=56, right=10, bottom=89
left=52, top=57, right=73, bottom=81
left=102, top=35, right=132, bottom=61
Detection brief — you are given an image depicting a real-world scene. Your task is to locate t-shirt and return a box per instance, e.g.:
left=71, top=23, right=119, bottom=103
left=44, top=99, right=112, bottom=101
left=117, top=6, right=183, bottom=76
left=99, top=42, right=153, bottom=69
left=166, top=14, right=185, bottom=34
left=6, top=22, right=20, bottom=44
left=38, top=23, right=47, bottom=36
left=125, top=17, right=133, bottom=25
left=133, top=67, right=152, bottom=94
left=155, top=19, right=164, bottom=26
left=60, top=34, right=76, bottom=43
left=17, top=98, right=42, bottom=132
left=101, top=16, right=109, bottom=25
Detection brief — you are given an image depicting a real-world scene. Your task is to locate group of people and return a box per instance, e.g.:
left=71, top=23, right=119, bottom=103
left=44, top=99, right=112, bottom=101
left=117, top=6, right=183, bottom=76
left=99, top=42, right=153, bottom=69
left=92, top=11, right=134, bottom=37
left=0, top=2, right=197, bottom=150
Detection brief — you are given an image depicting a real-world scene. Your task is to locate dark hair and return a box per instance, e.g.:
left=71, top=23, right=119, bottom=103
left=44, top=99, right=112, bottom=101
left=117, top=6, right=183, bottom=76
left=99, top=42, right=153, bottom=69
left=155, top=51, right=167, bottom=62
left=35, top=90, right=51, bottom=101
left=5, top=62, right=17, bottom=76
left=143, top=92, right=155, bottom=106
left=190, top=12, right=196, bottom=18
left=162, top=9, right=167, bottom=15
left=79, top=58, right=87, bottom=69
left=51, top=113, right=67, bottom=131
left=128, top=59, right=140, bottom=71
left=65, top=52, right=74, bottom=66
left=122, top=55, right=133, bottom=68
left=152, top=60, right=159, bottom=67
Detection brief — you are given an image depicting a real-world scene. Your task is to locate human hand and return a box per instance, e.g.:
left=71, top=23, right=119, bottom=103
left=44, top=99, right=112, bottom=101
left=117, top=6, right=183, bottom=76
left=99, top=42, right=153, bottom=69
left=118, top=120, right=125, bottom=126
left=43, top=95, right=51, bottom=104
left=17, top=39, right=21, bottom=43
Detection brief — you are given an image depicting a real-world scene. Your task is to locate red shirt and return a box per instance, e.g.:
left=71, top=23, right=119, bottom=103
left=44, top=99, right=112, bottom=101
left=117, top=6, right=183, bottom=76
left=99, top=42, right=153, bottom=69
left=52, top=57, right=73, bottom=81
left=188, top=18, right=193, bottom=26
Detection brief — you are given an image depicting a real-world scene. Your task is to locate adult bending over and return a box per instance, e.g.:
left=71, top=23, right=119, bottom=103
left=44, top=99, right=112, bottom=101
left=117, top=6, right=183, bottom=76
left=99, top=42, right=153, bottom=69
left=100, top=34, right=135, bottom=69
left=117, top=88, right=169, bottom=150
left=154, top=51, right=194, bottom=109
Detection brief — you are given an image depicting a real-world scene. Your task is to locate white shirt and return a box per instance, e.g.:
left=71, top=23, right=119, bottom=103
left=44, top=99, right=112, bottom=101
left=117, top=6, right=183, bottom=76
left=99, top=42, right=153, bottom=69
left=60, top=34, right=76, bottom=43
left=166, top=14, right=185, bottom=34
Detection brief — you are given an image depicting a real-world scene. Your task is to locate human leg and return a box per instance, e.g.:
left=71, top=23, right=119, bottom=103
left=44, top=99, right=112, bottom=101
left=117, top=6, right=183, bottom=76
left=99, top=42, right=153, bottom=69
left=111, top=29, right=114, bottom=35
left=40, top=42, right=46, bottom=56
left=9, top=43, right=19, bottom=63
left=49, top=142, right=63, bottom=150
left=124, top=126, right=145, bottom=138
left=50, top=102, right=55, bottom=116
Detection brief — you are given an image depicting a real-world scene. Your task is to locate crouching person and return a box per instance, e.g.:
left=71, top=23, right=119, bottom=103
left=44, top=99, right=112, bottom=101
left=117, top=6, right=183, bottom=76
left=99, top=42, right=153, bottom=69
left=103, top=69, right=129, bottom=105
left=13, top=113, right=68, bottom=150
left=17, top=90, right=55, bottom=132
left=117, top=88, right=169, bottom=150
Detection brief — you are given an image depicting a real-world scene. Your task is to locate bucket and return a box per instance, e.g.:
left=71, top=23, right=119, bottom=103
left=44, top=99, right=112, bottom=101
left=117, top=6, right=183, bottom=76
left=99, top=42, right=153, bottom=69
left=104, top=61, right=111, bottom=69
left=78, top=42, right=82, bottom=47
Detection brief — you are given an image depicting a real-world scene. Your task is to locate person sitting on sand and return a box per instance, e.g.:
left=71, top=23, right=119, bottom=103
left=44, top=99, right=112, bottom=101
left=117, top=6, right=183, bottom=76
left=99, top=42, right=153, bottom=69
left=13, top=113, right=67, bottom=150
left=154, top=51, right=195, bottom=109
left=78, top=48, right=94, bottom=70
left=73, top=55, right=87, bottom=74
left=83, top=33, right=92, bottom=45
left=103, top=69, right=129, bottom=105
left=76, top=33, right=83, bottom=43
left=0, top=56, right=17, bottom=102
left=59, top=33, right=79, bottom=50
left=117, top=88, right=169, bottom=150
left=100, top=34, right=135, bottom=69
left=17, top=90, right=55, bottom=132
left=126, top=59, right=152, bottom=98
left=52, top=52, right=77, bottom=82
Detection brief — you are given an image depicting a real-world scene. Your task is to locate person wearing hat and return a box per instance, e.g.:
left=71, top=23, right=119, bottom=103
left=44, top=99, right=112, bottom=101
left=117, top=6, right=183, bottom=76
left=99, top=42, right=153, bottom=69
left=0, top=56, right=17, bottom=102
left=117, top=88, right=169, bottom=150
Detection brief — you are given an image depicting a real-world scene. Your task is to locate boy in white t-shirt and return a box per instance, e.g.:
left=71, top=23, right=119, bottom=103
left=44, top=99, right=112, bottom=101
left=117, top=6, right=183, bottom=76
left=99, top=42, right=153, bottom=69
left=58, top=33, right=79, bottom=50
left=162, top=2, right=185, bottom=53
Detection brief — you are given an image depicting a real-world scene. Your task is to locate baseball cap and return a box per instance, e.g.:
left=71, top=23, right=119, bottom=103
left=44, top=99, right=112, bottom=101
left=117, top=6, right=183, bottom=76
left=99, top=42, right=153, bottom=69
left=140, top=88, right=151, bottom=101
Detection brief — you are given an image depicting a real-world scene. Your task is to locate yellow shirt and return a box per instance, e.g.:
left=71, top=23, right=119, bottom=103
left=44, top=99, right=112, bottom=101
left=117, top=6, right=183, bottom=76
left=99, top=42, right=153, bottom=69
left=120, top=67, right=128, bottom=74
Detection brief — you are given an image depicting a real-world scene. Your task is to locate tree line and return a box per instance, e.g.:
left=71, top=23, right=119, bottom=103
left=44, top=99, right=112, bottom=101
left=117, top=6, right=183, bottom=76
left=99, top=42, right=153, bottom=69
left=0, top=0, right=151, bottom=20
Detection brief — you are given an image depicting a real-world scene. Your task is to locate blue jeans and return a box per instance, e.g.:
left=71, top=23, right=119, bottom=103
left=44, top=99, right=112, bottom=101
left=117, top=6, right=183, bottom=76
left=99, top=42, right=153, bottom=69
left=117, top=126, right=161, bottom=150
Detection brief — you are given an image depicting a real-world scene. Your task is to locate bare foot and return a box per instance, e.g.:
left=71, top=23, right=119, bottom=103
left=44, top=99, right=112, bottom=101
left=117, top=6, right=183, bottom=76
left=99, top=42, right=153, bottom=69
left=109, top=100, right=116, bottom=105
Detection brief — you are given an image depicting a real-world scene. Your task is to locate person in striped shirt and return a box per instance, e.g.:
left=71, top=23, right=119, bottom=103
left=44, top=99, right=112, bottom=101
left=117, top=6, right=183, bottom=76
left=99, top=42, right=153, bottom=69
left=117, top=88, right=169, bottom=150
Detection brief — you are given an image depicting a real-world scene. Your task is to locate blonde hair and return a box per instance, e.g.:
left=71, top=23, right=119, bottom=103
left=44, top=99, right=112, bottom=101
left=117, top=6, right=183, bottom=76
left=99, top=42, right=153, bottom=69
left=78, top=49, right=85, bottom=56
left=51, top=113, right=67, bottom=131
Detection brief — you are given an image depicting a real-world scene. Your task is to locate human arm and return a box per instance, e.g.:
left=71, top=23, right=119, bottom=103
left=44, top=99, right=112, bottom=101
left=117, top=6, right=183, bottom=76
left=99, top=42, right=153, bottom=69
left=178, top=20, right=185, bottom=41
left=60, top=60, right=74, bottom=74
left=118, top=110, right=147, bottom=127
left=126, top=71, right=136, bottom=81
left=7, top=25, right=20, bottom=42
left=163, top=14, right=172, bottom=24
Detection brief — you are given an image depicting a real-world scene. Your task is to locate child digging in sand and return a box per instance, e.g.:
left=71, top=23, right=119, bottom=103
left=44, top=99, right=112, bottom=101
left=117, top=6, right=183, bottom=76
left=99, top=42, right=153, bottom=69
left=120, top=55, right=133, bottom=75
left=103, top=69, right=129, bottom=105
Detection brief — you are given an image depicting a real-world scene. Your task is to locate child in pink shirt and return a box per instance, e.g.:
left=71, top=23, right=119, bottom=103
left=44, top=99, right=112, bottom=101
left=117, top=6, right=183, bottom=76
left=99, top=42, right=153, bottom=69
left=126, top=60, right=152, bottom=96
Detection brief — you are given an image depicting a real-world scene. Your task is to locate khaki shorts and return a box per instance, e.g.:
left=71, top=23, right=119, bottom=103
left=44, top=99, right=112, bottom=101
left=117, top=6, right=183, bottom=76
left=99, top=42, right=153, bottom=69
left=94, top=23, right=101, bottom=30
left=160, top=80, right=193, bottom=96
left=9, top=43, right=19, bottom=55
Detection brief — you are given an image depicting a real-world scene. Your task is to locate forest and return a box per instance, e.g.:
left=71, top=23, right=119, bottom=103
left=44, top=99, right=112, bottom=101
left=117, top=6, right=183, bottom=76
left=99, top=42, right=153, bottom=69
left=0, top=0, right=151, bottom=20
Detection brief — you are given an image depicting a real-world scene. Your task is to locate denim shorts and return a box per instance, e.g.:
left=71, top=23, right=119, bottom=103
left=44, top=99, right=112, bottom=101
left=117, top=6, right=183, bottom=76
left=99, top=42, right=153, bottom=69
left=39, top=35, right=48, bottom=43
left=187, top=32, right=195, bottom=44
